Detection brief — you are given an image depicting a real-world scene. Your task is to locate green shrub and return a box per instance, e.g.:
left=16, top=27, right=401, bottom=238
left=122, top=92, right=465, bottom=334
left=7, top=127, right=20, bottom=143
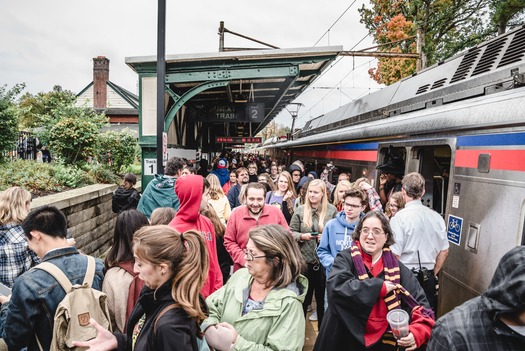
left=95, top=129, right=138, bottom=174
left=53, top=164, right=95, bottom=188
left=47, top=106, right=108, bottom=166
left=121, top=162, right=142, bottom=176
left=0, top=160, right=95, bottom=193
left=0, top=160, right=61, bottom=191
left=84, top=164, right=121, bottom=184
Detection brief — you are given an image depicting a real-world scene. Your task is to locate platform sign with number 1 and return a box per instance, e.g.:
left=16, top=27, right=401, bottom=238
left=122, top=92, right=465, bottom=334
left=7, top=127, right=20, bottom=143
left=144, top=159, right=157, bottom=176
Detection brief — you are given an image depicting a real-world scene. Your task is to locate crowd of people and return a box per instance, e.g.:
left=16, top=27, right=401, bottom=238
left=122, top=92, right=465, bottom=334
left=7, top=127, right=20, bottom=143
left=0, top=153, right=523, bottom=351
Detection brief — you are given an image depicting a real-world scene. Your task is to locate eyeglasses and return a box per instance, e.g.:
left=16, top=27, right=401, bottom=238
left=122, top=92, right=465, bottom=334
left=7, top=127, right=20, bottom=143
left=249, top=166, right=257, bottom=169
left=244, top=249, right=266, bottom=261
left=361, top=228, right=385, bottom=237
left=343, top=202, right=362, bottom=209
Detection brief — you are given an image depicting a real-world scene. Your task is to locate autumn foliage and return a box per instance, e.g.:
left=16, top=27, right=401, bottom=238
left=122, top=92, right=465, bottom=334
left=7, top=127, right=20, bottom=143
left=368, top=13, right=417, bottom=85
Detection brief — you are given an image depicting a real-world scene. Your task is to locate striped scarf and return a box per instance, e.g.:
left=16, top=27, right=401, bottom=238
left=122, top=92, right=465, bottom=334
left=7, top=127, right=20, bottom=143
left=350, top=240, right=434, bottom=319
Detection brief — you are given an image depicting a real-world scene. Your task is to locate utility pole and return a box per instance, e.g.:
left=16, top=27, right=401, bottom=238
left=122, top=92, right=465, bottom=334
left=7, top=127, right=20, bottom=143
left=156, top=0, right=166, bottom=174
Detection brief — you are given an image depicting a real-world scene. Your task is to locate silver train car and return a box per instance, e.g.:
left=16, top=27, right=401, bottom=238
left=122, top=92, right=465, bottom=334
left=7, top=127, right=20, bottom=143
left=265, top=25, right=525, bottom=316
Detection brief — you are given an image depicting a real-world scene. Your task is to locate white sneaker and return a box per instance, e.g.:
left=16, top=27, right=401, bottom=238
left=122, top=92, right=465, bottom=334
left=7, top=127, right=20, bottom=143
left=309, top=310, right=318, bottom=321
left=306, top=305, right=313, bottom=312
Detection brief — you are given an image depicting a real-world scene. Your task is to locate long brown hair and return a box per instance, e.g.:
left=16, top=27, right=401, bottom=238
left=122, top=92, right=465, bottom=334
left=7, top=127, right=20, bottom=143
left=133, top=226, right=209, bottom=323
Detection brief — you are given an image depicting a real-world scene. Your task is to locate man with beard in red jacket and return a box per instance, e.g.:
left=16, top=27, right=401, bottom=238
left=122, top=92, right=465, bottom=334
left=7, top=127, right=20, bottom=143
left=169, top=174, right=223, bottom=298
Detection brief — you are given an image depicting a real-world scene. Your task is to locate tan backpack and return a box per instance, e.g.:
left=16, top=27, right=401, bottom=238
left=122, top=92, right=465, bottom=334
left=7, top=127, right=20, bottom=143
left=34, top=256, right=112, bottom=351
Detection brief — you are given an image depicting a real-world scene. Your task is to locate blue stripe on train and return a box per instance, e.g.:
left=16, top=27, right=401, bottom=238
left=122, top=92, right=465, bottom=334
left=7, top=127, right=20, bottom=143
left=329, top=142, right=380, bottom=151
left=457, top=132, right=525, bottom=147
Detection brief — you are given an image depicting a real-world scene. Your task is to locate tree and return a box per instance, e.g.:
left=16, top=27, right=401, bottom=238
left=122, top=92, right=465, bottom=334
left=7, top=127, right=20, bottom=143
left=359, top=0, right=491, bottom=85
left=18, top=85, right=76, bottom=129
left=0, top=84, right=24, bottom=162
left=491, top=0, right=525, bottom=34
left=48, top=106, right=108, bottom=165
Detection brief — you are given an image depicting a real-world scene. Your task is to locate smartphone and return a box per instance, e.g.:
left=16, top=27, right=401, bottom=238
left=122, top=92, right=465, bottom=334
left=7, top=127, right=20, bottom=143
left=310, top=231, right=319, bottom=236
left=0, top=282, right=12, bottom=296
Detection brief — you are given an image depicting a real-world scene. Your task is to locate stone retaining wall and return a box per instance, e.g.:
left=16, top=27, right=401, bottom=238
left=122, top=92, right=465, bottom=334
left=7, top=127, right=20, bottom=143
left=31, top=182, right=141, bottom=257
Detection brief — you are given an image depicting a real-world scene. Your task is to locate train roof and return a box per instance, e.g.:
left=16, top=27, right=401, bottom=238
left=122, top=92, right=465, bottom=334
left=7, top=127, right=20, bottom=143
left=276, top=25, right=525, bottom=148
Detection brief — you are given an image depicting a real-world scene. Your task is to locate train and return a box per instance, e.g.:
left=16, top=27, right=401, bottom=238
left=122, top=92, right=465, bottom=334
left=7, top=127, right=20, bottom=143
left=262, top=25, right=525, bottom=316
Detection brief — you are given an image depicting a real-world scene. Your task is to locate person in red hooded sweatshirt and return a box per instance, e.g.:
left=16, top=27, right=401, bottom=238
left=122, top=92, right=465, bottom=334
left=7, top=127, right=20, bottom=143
left=169, top=174, right=223, bottom=298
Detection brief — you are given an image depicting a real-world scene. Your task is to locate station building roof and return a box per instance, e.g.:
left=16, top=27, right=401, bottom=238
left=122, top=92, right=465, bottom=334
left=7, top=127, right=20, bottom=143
left=125, top=46, right=341, bottom=140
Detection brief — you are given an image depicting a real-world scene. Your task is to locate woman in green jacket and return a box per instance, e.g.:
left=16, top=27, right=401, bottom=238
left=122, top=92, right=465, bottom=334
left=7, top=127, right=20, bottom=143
left=202, top=224, right=308, bottom=351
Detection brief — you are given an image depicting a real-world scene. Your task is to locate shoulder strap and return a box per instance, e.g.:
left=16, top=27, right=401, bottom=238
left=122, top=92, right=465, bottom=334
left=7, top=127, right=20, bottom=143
left=34, top=256, right=96, bottom=292
left=154, top=303, right=179, bottom=334
left=83, top=256, right=96, bottom=287
left=34, top=262, right=73, bottom=292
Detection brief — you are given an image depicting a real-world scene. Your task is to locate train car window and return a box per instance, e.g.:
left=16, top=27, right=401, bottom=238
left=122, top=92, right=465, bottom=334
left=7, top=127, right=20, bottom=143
left=416, top=146, right=451, bottom=216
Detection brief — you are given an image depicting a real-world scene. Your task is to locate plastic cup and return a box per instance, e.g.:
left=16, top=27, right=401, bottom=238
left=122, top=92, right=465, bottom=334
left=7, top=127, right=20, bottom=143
left=386, top=309, right=409, bottom=339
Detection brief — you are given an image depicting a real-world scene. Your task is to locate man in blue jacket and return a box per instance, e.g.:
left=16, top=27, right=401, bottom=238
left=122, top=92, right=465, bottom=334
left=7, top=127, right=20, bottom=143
left=0, top=206, right=105, bottom=351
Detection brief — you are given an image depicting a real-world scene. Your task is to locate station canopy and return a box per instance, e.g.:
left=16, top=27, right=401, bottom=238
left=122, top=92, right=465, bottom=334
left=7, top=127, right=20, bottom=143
left=126, top=46, right=341, bottom=150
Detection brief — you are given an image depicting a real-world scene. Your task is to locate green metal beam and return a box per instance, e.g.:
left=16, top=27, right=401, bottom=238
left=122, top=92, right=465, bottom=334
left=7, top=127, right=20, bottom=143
left=165, top=66, right=299, bottom=83
left=164, top=80, right=230, bottom=132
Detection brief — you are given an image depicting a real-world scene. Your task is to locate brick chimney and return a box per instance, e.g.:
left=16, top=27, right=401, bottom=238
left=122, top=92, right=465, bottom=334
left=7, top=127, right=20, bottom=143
left=93, top=56, right=109, bottom=109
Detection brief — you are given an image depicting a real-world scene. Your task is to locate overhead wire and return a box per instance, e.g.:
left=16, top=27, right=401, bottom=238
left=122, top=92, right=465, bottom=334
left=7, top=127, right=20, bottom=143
left=312, top=0, right=357, bottom=47
left=290, top=0, right=377, bottom=123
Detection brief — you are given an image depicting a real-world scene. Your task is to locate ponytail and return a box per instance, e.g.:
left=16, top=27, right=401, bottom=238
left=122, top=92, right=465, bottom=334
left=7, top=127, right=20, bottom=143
left=171, top=230, right=209, bottom=323
left=133, top=226, right=209, bottom=324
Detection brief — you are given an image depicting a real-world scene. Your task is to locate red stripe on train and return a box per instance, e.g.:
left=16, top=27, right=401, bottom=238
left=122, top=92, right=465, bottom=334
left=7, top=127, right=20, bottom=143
left=293, top=150, right=378, bottom=162
left=455, top=150, right=525, bottom=171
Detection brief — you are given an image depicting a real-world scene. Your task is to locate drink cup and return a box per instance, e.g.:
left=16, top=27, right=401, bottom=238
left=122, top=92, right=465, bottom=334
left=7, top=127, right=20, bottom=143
left=386, top=309, right=409, bottom=339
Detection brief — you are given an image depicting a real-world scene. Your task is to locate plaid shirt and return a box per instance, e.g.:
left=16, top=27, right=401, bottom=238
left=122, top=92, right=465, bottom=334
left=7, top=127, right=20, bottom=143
left=0, top=223, right=39, bottom=288
left=428, top=297, right=525, bottom=350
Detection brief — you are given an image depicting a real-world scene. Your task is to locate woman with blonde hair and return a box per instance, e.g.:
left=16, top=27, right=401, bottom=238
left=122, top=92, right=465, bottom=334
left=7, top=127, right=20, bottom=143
left=266, top=171, right=296, bottom=224
left=290, top=179, right=337, bottom=327
left=333, top=180, right=352, bottom=211
left=206, top=173, right=231, bottom=225
left=74, top=226, right=209, bottom=351
left=0, top=186, right=39, bottom=287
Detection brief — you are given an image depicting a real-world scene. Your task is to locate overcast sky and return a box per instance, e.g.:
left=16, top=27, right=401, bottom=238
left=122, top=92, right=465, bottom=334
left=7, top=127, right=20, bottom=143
left=0, top=0, right=383, bottom=127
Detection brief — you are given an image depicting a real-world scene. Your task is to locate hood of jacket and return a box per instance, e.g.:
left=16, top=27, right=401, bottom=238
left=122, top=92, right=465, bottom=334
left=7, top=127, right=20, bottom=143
left=335, top=210, right=363, bottom=230
left=211, top=168, right=230, bottom=186
left=173, top=175, right=203, bottom=226
left=481, top=246, right=525, bottom=319
left=114, top=186, right=136, bottom=198
left=153, top=174, right=176, bottom=189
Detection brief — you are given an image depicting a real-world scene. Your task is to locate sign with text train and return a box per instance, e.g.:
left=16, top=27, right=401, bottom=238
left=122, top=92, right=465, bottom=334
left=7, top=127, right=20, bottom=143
left=201, top=103, right=265, bottom=122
